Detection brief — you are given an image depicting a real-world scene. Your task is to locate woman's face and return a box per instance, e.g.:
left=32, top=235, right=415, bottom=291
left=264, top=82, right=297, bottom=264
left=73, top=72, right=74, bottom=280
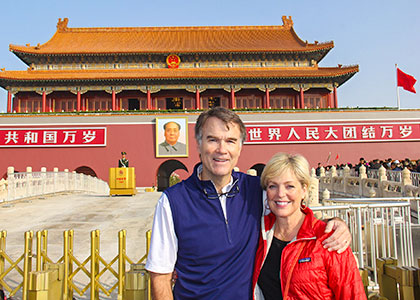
left=266, top=168, right=307, bottom=220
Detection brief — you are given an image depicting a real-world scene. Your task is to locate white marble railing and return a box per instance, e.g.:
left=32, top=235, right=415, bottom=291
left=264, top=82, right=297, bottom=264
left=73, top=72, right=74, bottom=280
left=318, top=165, right=420, bottom=199
left=0, top=166, right=109, bottom=202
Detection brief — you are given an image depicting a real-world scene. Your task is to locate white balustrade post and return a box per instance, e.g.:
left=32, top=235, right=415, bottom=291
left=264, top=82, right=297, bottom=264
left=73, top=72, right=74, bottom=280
left=308, top=175, right=320, bottom=207
left=246, top=169, right=257, bottom=176
left=41, top=167, right=47, bottom=195
left=79, top=173, right=84, bottom=191
left=72, top=171, right=77, bottom=191
left=402, top=168, right=412, bottom=196
left=320, top=167, right=326, bottom=177
left=330, top=166, right=337, bottom=177
left=233, top=167, right=240, bottom=172
left=378, top=166, right=387, bottom=197
left=7, top=166, right=15, bottom=201
left=359, top=165, right=367, bottom=196
left=64, top=169, right=69, bottom=191
left=26, top=166, right=32, bottom=198
left=402, top=168, right=412, bottom=186
left=359, top=165, right=367, bottom=179
left=53, top=167, right=59, bottom=193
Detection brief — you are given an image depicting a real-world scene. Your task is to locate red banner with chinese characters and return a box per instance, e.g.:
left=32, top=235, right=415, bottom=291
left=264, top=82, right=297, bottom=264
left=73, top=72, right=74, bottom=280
left=245, top=122, right=420, bottom=144
left=0, top=127, right=106, bottom=147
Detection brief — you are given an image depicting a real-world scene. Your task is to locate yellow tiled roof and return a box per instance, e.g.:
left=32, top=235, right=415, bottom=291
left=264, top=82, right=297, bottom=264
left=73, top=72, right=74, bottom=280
left=0, top=66, right=358, bottom=81
left=9, top=17, right=333, bottom=55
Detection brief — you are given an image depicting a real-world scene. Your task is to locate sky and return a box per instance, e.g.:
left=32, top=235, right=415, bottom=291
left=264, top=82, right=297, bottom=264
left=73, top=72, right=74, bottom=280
left=0, top=0, right=419, bottom=112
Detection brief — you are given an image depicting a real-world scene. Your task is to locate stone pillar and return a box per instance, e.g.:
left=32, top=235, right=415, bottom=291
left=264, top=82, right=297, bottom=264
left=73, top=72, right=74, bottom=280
left=402, top=168, right=412, bottom=186
left=195, top=88, right=200, bottom=110
left=230, top=88, right=236, bottom=109
left=265, top=88, right=270, bottom=109
left=7, top=166, right=15, bottom=201
left=308, top=176, right=320, bottom=207
left=300, top=87, right=304, bottom=109
left=41, top=167, right=47, bottom=195
left=359, top=165, right=367, bottom=179
left=77, top=91, right=81, bottom=111
left=322, top=188, right=330, bottom=201
left=26, top=166, right=32, bottom=198
left=7, top=91, right=12, bottom=113
left=42, top=91, right=47, bottom=113
left=147, top=89, right=151, bottom=110
left=320, top=166, right=326, bottom=177
left=330, top=166, right=337, bottom=177
left=343, top=165, right=350, bottom=177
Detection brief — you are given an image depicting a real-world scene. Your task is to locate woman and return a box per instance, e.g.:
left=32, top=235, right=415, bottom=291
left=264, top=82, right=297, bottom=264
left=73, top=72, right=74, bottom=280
left=252, top=153, right=366, bottom=300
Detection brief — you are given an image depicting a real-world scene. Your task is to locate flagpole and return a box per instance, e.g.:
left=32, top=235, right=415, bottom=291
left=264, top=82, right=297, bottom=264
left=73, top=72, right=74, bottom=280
left=396, top=64, right=401, bottom=110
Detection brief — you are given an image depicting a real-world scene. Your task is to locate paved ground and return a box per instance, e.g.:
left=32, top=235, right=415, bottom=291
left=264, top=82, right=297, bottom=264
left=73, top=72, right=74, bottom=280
left=0, top=191, right=161, bottom=299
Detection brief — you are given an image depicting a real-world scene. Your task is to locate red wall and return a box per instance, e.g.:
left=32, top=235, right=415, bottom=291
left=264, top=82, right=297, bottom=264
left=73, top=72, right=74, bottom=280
left=1, top=111, right=419, bottom=186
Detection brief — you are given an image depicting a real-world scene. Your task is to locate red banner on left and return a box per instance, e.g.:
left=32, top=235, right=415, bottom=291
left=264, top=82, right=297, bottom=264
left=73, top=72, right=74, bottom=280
left=0, top=127, right=106, bottom=147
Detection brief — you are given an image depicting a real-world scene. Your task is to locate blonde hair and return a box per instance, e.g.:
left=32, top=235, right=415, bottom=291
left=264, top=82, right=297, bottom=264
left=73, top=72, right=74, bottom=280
left=261, top=152, right=310, bottom=191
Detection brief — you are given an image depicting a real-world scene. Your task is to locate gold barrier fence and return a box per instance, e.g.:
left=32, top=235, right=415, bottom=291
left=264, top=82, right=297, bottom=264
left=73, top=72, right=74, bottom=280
left=0, top=229, right=152, bottom=300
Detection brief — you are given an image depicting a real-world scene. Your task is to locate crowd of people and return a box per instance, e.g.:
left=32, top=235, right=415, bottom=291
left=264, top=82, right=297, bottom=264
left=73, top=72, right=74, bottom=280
left=316, top=157, right=420, bottom=176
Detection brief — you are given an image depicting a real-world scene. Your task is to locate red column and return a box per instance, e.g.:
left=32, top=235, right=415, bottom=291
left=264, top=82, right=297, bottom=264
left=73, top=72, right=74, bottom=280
left=299, top=88, right=304, bottom=109
left=328, top=92, right=332, bottom=108
left=147, top=90, right=151, bottom=110
left=195, top=89, right=200, bottom=110
left=265, top=88, right=270, bottom=109
left=333, top=87, right=338, bottom=108
left=112, top=90, right=116, bottom=111
left=7, top=91, right=12, bottom=113
left=81, top=97, right=85, bottom=111
left=77, top=91, right=81, bottom=111
left=230, top=88, right=236, bottom=109
left=42, top=92, right=46, bottom=112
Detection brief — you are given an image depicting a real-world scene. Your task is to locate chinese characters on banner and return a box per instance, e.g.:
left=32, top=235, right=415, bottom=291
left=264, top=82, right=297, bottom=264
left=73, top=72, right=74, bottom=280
left=245, top=123, right=420, bottom=144
left=0, top=127, right=106, bottom=147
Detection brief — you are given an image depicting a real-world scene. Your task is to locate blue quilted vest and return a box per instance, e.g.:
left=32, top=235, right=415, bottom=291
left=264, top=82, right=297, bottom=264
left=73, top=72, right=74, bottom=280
left=165, top=164, right=262, bottom=300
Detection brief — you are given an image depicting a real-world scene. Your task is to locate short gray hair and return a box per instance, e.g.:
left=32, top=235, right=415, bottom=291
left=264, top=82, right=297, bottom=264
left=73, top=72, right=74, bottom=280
left=195, top=107, right=247, bottom=145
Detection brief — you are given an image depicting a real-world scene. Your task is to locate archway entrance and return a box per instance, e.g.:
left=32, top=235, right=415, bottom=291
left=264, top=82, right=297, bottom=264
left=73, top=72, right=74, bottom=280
left=157, top=160, right=189, bottom=191
left=74, top=166, right=97, bottom=177
left=250, top=163, right=265, bottom=177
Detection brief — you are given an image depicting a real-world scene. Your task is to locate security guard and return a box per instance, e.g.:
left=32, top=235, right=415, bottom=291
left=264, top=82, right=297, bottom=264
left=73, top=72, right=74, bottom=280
left=118, top=151, right=129, bottom=167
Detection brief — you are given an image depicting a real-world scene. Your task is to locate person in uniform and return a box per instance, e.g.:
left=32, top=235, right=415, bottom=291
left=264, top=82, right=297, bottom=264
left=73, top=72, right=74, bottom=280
left=118, top=151, right=129, bottom=167
left=158, top=121, right=187, bottom=155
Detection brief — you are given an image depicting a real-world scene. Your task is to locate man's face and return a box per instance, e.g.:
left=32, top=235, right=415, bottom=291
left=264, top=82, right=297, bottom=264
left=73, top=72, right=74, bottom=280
left=164, top=122, right=180, bottom=146
left=198, top=117, right=242, bottom=188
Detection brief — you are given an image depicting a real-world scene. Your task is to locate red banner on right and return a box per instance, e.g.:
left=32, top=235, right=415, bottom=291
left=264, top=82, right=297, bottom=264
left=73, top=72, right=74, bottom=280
left=397, top=68, right=417, bottom=93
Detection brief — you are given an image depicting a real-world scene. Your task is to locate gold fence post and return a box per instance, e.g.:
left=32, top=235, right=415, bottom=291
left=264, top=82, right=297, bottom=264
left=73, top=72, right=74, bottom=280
left=90, top=230, right=100, bottom=300
left=23, top=230, right=34, bottom=300
left=36, top=231, right=42, bottom=272
left=42, top=230, right=48, bottom=270
left=146, top=230, right=151, bottom=300
left=395, top=266, right=419, bottom=300
left=118, top=230, right=126, bottom=300
left=0, top=231, right=6, bottom=291
left=376, top=258, right=398, bottom=300
left=63, top=231, right=69, bottom=300
left=68, top=230, right=73, bottom=300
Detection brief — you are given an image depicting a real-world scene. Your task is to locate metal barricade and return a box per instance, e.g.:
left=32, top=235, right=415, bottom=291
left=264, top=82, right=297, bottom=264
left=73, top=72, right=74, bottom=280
left=312, top=198, right=415, bottom=284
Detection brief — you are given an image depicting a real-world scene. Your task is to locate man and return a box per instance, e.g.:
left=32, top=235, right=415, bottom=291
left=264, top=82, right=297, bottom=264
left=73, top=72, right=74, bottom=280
left=118, top=151, right=129, bottom=167
left=158, top=121, right=187, bottom=155
left=146, top=107, right=350, bottom=299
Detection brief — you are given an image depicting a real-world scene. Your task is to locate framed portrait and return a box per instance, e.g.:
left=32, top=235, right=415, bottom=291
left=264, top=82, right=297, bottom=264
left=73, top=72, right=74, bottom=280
left=156, top=117, right=189, bottom=157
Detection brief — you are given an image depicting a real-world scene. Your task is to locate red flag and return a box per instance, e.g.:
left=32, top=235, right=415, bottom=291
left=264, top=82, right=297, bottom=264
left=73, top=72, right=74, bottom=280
left=397, top=68, right=417, bottom=93
left=335, top=154, right=339, bottom=160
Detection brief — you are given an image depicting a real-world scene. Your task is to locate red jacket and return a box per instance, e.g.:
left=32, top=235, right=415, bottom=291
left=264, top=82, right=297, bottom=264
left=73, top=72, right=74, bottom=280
left=252, top=207, right=367, bottom=300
